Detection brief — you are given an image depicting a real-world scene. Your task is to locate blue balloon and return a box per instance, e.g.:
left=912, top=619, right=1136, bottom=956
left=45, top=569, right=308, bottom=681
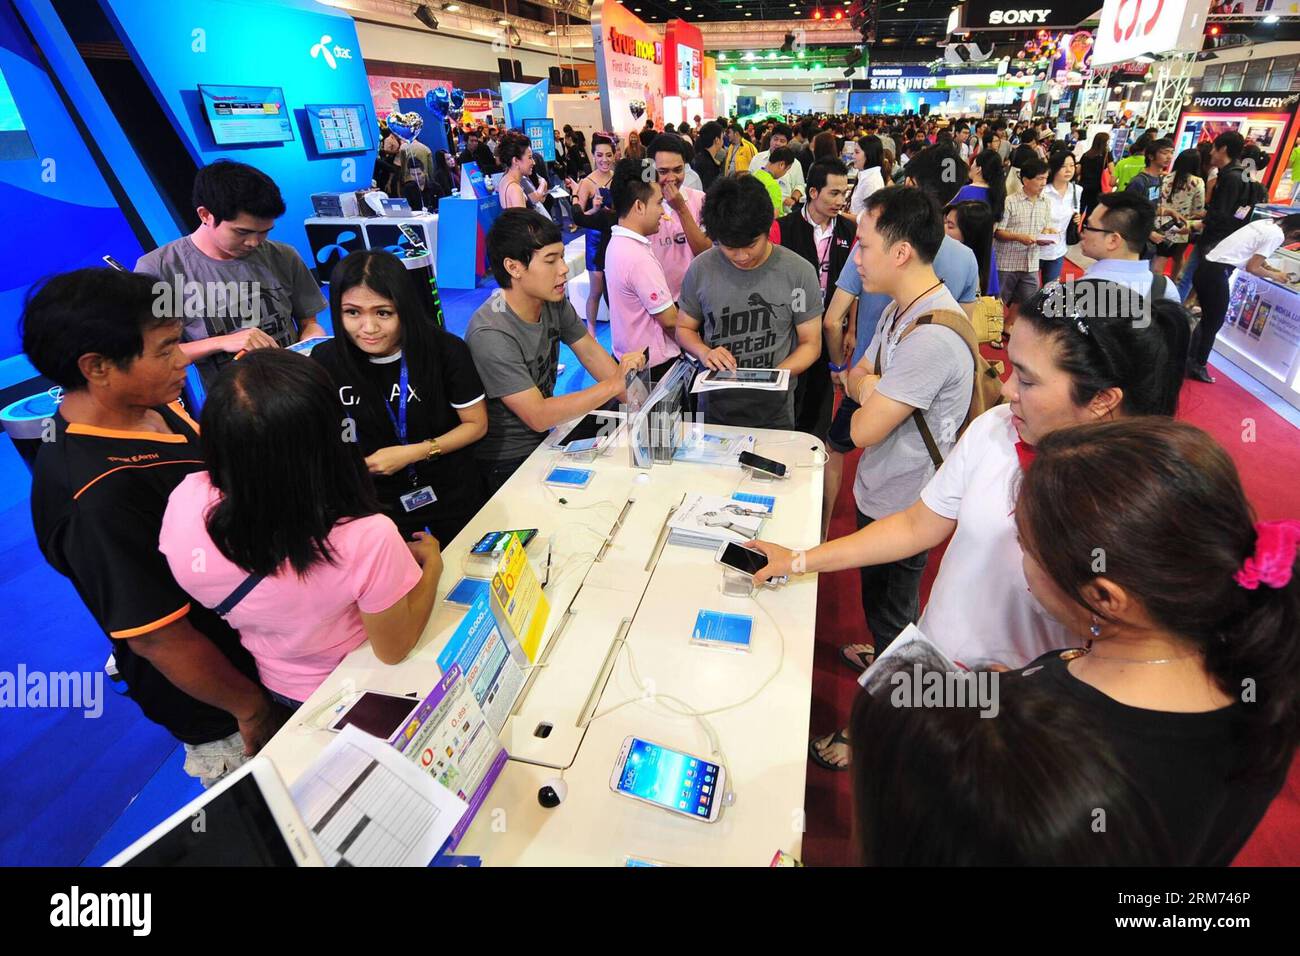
left=426, top=87, right=450, bottom=118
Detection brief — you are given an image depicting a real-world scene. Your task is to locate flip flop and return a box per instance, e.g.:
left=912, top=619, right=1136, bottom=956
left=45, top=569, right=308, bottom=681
left=808, top=730, right=851, bottom=772
left=840, top=644, right=876, bottom=673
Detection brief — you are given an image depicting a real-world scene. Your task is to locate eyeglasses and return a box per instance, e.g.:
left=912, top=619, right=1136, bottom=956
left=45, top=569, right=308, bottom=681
left=1079, top=224, right=1115, bottom=236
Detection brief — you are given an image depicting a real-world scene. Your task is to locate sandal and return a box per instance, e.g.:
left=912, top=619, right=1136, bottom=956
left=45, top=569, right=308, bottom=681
left=840, top=643, right=876, bottom=673
left=808, top=729, right=851, bottom=771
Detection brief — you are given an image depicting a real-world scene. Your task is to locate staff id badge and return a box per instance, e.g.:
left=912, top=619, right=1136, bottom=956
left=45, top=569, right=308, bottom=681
left=400, top=485, right=437, bottom=512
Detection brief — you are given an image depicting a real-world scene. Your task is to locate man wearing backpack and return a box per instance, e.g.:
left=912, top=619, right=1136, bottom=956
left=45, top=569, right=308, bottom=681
left=1191, top=130, right=1267, bottom=383
left=838, top=185, right=975, bottom=667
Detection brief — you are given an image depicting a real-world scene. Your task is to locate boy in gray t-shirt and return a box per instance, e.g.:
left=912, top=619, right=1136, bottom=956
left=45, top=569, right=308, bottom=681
left=133, top=160, right=326, bottom=388
left=676, top=175, right=823, bottom=430
left=467, top=209, right=644, bottom=493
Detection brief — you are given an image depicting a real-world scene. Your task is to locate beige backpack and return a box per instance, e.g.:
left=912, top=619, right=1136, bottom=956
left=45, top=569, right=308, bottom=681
left=874, top=308, right=1005, bottom=468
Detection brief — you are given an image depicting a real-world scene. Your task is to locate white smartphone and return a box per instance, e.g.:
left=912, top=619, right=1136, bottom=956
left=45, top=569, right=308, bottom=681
left=326, top=690, right=421, bottom=737
left=106, top=758, right=324, bottom=866
left=715, top=540, right=786, bottom=585
left=610, top=736, right=725, bottom=822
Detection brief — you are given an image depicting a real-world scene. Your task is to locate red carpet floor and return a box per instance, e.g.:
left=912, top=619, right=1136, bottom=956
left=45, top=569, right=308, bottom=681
left=800, top=295, right=1300, bottom=867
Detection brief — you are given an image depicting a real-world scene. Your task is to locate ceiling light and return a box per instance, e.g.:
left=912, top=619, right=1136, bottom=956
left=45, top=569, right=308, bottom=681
left=1265, top=13, right=1280, bottom=22
left=745, top=10, right=753, bottom=14
left=547, top=28, right=558, bottom=35
left=496, top=16, right=508, bottom=24
left=441, top=2, right=459, bottom=10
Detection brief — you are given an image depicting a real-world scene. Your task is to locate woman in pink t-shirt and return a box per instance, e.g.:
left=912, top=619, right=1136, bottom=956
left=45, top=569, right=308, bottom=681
left=160, top=350, right=443, bottom=707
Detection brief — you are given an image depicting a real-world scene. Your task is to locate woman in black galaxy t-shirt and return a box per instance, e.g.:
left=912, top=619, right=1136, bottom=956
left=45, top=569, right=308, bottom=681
left=313, top=250, right=488, bottom=545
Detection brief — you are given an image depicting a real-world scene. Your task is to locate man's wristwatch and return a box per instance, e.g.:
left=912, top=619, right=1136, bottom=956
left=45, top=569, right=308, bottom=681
left=426, top=439, right=442, bottom=460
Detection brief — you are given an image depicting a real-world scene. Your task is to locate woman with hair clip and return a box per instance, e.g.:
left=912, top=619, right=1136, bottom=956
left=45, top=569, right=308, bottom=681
left=1011, top=418, right=1300, bottom=864
left=849, top=656, right=1175, bottom=865
left=564, top=134, right=617, bottom=337
left=749, top=280, right=1192, bottom=769
left=943, top=200, right=999, bottom=298
left=159, top=349, right=443, bottom=709
left=311, top=250, right=488, bottom=545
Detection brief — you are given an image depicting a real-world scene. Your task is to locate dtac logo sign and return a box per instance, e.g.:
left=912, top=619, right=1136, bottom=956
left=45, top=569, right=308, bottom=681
left=311, top=34, right=353, bottom=70
left=988, top=9, right=1051, bottom=23
left=1110, top=0, right=1165, bottom=43
left=608, top=27, right=663, bottom=64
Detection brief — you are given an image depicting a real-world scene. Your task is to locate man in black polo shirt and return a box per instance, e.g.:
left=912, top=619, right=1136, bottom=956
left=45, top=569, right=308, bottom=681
left=24, top=269, right=280, bottom=786
left=773, top=158, right=857, bottom=440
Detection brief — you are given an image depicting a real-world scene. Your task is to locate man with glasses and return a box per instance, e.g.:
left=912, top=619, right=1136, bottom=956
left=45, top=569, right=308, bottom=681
left=1078, top=191, right=1180, bottom=303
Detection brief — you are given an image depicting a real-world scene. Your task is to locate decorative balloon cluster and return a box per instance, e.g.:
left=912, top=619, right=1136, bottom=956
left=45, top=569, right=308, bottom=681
left=426, top=87, right=467, bottom=123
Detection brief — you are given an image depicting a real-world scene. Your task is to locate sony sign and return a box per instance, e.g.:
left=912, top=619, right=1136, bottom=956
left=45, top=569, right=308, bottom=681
left=988, top=9, right=1050, bottom=24
left=961, top=0, right=1097, bottom=30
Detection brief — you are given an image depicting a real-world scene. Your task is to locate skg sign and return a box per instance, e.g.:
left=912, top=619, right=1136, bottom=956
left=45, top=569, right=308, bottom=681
left=1093, top=0, right=1209, bottom=66
left=960, top=0, right=1097, bottom=29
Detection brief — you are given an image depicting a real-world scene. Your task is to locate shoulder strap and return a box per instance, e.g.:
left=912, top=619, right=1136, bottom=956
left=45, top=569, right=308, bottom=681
left=1150, top=273, right=1168, bottom=304
left=214, top=571, right=266, bottom=617
left=907, top=310, right=984, bottom=469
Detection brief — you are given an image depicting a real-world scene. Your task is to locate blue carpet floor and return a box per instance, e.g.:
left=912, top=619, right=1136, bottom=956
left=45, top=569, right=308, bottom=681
left=1, top=273, right=612, bottom=866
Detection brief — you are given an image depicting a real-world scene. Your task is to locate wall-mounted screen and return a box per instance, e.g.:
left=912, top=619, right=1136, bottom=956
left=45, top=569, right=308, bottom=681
left=0, top=65, right=36, bottom=161
left=305, top=103, right=372, bottom=154
left=199, top=85, right=293, bottom=145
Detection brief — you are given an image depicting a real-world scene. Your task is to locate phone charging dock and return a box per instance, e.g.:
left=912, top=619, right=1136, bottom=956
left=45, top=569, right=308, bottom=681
left=743, top=465, right=780, bottom=483
left=719, top=569, right=755, bottom=598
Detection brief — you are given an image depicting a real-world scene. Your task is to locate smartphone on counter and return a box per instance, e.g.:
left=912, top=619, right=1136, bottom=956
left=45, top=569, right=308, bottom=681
left=610, top=736, right=725, bottom=822
left=738, top=450, right=788, bottom=479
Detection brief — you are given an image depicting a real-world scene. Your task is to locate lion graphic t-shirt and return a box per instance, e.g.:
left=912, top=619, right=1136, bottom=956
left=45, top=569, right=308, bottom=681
left=679, top=244, right=822, bottom=429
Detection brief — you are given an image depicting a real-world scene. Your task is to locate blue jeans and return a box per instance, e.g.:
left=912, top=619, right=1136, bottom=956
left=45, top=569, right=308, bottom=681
left=1039, top=256, right=1065, bottom=284
left=1177, top=245, right=1202, bottom=301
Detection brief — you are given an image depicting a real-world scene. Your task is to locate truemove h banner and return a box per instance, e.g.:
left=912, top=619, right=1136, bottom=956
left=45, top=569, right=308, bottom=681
left=593, top=1, right=665, bottom=138
left=1093, top=0, right=1212, bottom=66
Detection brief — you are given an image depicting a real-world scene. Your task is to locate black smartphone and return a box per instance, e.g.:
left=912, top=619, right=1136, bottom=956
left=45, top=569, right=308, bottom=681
left=738, top=450, right=788, bottom=478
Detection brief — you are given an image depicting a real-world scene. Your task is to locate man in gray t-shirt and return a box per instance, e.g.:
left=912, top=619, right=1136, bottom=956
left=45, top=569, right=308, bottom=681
left=842, top=185, right=974, bottom=655
left=676, top=175, right=823, bottom=431
left=467, top=209, right=644, bottom=493
left=134, top=160, right=326, bottom=388
left=467, top=295, right=588, bottom=463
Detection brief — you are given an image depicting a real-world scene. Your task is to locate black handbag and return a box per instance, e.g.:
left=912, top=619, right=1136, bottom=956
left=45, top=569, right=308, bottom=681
left=1064, top=183, right=1081, bottom=246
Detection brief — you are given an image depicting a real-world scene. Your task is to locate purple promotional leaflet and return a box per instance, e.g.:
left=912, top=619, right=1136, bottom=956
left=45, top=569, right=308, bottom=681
left=435, top=590, right=526, bottom=733
left=390, top=664, right=508, bottom=851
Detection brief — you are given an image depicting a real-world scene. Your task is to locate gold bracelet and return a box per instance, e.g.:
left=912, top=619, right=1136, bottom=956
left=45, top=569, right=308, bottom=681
left=426, top=439, right=442, bottom=460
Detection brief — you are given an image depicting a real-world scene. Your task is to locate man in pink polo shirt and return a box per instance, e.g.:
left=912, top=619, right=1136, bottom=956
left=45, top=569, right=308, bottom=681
left=648, top=133, right=711, bottom=300
left=605, top=158, right=682, bottom=382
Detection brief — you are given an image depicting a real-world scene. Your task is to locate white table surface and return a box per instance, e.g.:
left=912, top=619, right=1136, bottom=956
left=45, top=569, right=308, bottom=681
left=259, top=419, right=824, bottom=866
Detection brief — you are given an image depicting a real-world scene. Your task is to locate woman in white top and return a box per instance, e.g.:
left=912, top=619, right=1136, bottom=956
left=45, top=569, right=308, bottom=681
left=849, top=135, right=888, bottom=218
left=750, top=280, right=1192, bottom=769
left=841, top=138, right=864, bottom=190
left=1038, top=150, right=1083, bottom=285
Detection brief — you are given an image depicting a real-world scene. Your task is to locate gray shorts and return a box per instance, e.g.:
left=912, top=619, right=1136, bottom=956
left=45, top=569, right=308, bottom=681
left=183, top=730, right=248, bottom=789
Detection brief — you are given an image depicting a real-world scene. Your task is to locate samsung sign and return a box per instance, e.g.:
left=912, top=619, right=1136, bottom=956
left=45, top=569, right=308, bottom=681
left=867, top=67, right=939, bottom=91
left=959, top=0, right=1097, bottom=30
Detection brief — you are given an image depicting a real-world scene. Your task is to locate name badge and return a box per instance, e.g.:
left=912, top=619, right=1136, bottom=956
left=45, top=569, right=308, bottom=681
left=400, top=486, right=437, bottom=512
